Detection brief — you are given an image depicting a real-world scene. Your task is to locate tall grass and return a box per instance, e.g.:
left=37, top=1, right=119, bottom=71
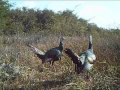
left=0, top=33, right=119, bottom=90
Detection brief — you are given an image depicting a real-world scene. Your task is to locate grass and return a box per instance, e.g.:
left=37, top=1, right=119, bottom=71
left=0, top=33, right=120, bottom=90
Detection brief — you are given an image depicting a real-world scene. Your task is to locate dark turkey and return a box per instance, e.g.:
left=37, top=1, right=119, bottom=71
left=28, top=37, right=64, bottom=65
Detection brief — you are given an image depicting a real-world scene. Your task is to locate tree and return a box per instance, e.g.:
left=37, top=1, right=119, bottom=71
left=0, top=0, right=11, bottom=34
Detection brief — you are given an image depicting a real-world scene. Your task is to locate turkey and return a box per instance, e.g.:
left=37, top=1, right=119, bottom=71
left=64, top=35, right=96, bottom=74
left=28, top=37, right=64, bottom=65
left=64, top=48, right=84, bottom=73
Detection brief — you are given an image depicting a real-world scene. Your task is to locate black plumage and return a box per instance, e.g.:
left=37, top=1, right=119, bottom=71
left=64, top=48, right=84, bottom=74
left=28, top=37, right=64, bottom=65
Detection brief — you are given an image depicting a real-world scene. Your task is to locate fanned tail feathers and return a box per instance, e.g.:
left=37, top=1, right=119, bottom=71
left=28, top=44, right=45, bottom=55
left=64, top=48, right=84, bottom=74
left=28, top=44, right=45, bottom=60
left=64, top=48, right=81, bottom=64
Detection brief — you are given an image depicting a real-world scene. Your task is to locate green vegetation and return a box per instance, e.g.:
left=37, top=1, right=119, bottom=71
left=0, top=0, right=120, bottom=90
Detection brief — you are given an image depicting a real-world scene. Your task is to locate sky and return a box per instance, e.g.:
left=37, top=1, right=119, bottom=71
left=8, top=0, right=120, bottom=29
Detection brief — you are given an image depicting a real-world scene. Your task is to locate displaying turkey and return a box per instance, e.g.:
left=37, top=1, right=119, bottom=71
left=64, top=48, right=84, bottom=73
left=28, top=37, right=64, bottom=65
left=64, top=35, right=96, bottom=74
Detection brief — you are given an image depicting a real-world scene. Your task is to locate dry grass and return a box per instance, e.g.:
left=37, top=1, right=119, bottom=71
left=0, top=34, right=120, bottom=90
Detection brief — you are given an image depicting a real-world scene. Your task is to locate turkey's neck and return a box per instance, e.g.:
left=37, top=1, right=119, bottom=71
left=88, top=36, right=93, bottom=52
left=59, top=41, right=63, bottom=52
left=88, top=41, right=92, bottom=50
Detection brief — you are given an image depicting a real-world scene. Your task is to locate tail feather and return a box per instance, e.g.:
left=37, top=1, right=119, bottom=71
left=64, top=48, right=83, bottom=74
left=64, top=48, right=81, bottom=64
left=36, top=53, right=45, bottom=60
left=28, top=44, right=45, bottom=55
left=28, top=44, right=45, bottom=60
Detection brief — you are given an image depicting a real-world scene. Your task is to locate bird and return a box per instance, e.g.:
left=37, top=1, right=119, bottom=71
left=64, top=48, right=84, bottom=74
left=64, top=35, right=96, bottom=75
left=28, top=37, right=64, bottom=65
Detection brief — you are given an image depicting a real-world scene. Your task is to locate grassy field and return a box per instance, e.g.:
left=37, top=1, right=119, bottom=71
left=0, top=33, right=120, bottom=90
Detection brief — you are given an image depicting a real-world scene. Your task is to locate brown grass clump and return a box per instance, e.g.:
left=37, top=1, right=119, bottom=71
left=0, top=34, right=119, bottom=90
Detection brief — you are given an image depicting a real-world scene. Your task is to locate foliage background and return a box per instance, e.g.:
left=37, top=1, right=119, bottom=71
left=0, top=0, right=120, bottom=90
